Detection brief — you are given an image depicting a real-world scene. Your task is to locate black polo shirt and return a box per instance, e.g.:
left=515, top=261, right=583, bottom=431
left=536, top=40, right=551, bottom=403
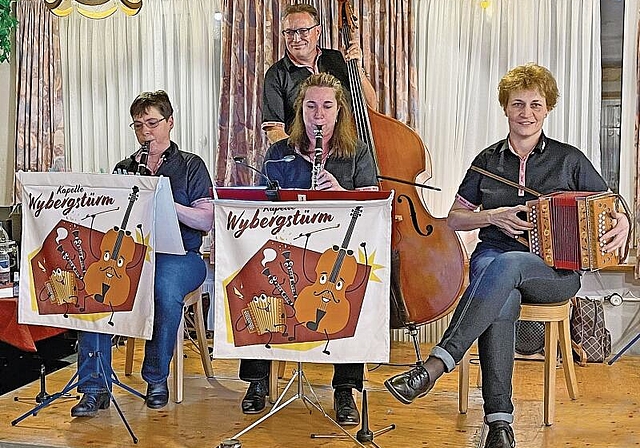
left=262, top=48, right=351, bottom=134
left=113, top=141, right=213, bottom=252
left=456, top=133, right=608, bottom=251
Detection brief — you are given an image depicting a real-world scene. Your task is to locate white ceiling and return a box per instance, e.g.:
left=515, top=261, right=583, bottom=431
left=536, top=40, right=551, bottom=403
left=601, top=0, right=625, bottom=66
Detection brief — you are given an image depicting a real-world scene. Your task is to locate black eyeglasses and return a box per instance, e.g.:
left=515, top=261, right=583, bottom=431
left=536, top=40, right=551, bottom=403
left=281, top=24, right=319, bottom=39
left=129, top=117, right=167, bottom=130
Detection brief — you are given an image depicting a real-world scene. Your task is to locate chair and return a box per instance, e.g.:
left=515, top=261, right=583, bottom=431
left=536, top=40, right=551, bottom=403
left=124, top=285, right=214, bottom=403
left=458, top=300, right=579, bottom=426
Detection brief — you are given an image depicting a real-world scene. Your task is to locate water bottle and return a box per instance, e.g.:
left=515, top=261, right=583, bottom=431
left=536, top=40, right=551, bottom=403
left=0, top=246, right=10, bottom=285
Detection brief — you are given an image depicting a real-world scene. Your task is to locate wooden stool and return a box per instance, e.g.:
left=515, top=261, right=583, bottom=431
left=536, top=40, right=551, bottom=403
left=124, top=285, right=214, bottom=403
left=458, top=300, right=578, bottom=425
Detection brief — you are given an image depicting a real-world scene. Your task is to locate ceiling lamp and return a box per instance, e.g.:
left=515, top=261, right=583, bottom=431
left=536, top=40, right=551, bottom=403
left=43, top=0, right=143, bottom=19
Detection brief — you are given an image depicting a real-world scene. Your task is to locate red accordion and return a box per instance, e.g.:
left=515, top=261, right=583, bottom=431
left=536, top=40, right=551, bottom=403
left=526, top=192, right=619, bottom=271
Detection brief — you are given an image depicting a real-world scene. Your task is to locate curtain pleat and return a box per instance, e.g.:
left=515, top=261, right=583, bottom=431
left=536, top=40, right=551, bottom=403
left=58, top=0, right=220, bottom=174
left=15, top=0, right=66, bottom=173
left=414, top=0, right=602, bottom=222
left=215, top=0, right=417, bottom=186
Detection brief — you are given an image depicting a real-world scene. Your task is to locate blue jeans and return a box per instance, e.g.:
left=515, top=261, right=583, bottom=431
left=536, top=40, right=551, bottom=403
left=430, top=246, right=581, bottom=424
left=77, top=251, right=206, bottom=393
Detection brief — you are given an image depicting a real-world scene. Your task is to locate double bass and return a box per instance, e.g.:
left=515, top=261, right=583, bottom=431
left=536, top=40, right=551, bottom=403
left=337, top=0, right=465, bottom=330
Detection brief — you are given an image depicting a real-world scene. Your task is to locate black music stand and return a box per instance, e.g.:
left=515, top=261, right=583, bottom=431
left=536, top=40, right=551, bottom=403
left=11, top=351, right=145, bottom=443
left=14, top=363, right=80, bottom=404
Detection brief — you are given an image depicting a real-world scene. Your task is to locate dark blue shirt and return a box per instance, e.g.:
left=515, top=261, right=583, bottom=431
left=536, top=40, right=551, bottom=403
left=260, top=139, right=377, bottom=190
left=114, top=141, right=213, bottom=252
left=457, top=133, right=608, bottom=252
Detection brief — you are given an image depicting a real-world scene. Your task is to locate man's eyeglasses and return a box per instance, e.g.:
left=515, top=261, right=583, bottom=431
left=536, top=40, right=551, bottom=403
left=281, top=24, right=319, bottom=39
left=129, top=117, right=167, bottom=130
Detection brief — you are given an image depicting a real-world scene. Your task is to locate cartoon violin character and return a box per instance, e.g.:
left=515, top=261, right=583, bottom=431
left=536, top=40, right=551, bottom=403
left=84, top=186, right=139, bottom=308
left=295, top=206, right=363, bottom=335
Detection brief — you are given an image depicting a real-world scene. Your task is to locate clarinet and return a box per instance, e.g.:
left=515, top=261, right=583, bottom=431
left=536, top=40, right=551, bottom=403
left=311, top=125, right=323, bottom=190
left=137, top=141, right=151, bottom=175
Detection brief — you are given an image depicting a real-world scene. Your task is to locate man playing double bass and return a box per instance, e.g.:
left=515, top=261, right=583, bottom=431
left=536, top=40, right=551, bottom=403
left=261, top=3, right=377, bottom=145
left=238, top=4, right=378, bottom=427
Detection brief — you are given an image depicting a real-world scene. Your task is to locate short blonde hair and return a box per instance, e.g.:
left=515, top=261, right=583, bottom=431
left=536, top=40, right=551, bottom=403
left=498, top=63, right=559, bottom=111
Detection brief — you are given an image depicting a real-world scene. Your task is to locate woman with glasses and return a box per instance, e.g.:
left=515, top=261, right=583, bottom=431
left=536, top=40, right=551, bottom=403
left=71, top=90, right=214, bottom=417
left=261, top=3, right=377, bottom=145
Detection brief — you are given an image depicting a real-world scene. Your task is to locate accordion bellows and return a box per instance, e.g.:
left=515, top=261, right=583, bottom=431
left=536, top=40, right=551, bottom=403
left=527, top=192, right=619, bottom=271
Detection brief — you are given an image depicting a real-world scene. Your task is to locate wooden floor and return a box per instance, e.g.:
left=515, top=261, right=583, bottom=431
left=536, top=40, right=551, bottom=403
left=0, top=340, right=638, bottom=448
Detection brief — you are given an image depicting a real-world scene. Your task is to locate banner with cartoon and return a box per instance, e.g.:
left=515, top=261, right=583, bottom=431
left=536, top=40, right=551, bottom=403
left=213, top=193, right=393, bottom=364
left=16, top=172, right=184, bottom=339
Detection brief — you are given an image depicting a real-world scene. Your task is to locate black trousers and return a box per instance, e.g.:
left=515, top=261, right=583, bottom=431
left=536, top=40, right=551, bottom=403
left=239, top=359, right=364, bottom=392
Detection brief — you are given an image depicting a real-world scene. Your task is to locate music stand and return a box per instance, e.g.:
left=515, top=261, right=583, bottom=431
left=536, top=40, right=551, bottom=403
left=230, top=362, right=366, bottom=447
left=310, top=389, right=396, bottom=447
left=13, top=173, right=186, bottom=444
left=214, top=188, right=394, bottom=446
left=14, top=363, right=80, bottom=404
left=11, top=351, right=145, bottom=443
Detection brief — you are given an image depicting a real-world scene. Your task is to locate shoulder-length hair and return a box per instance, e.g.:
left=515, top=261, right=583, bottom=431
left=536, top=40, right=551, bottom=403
left=288, top=73, right=357, bottom=158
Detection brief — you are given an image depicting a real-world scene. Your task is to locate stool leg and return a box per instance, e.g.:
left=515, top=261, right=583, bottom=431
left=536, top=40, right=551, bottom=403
left=558, top=315, right=578, bottom=399
left=125, top=338, right=136, bottom=376
left=543, top=321, right=559, bottom=426
left=458, top=350, right=470, bottom=414
left=173, top=313, right=185, bottom=404
left=193, top=296, right=214, bottom=378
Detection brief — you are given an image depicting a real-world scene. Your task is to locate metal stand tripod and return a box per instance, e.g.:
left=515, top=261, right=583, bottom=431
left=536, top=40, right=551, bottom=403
left=14, top=363, right=80, bottom=404
left=310, top=389, right=396, bottom=447
left=229, top=362, right=367, bottom=447
left=11, top=351, right=145, bottom=444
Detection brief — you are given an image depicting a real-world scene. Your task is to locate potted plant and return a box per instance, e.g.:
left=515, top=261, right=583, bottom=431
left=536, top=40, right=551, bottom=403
left=0, top=0, right=17, bottom=63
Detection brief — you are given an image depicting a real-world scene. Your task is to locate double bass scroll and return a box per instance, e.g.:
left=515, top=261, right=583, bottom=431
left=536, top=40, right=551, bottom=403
left=338, top=0, right=466, bottom=327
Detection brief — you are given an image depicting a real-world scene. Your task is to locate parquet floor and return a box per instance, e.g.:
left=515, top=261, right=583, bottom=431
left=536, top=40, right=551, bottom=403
left=0, top=341, right=638, bottom=448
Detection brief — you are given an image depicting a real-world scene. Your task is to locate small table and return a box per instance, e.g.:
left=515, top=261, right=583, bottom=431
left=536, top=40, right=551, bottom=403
left=0, top=298, right=67, bottom=352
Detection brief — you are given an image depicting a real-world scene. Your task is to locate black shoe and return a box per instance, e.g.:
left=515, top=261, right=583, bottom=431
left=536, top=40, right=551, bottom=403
left=70, top=392, right=110, bottom=417
left=334, top=388, right=360, bottom=426
left=145, top=381, right=169, bottom=409
left=383, top=365, right=435, bottom=404
left=484, top=421, right=515, bottom=448
left=241, top=378, right=268, bottom=414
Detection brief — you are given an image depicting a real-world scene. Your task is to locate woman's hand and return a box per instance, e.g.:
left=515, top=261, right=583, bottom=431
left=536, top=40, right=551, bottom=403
left=601, top=209, right=630, bottom=254
left=487, top=204, right=534, bottom=236
left=315, top=169, right=345, bottom=191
